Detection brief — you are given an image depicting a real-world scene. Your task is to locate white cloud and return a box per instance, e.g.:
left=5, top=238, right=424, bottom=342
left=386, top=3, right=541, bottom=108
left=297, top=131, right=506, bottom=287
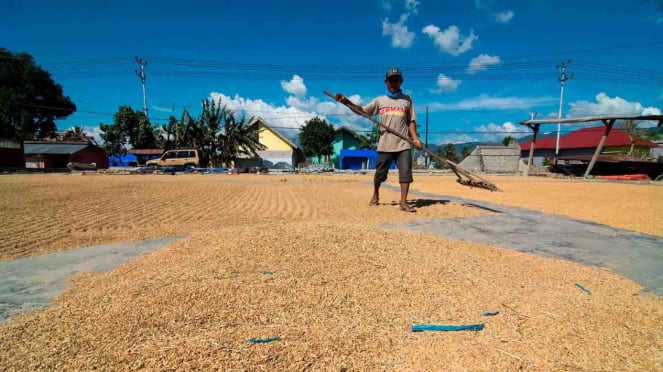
left=151, top=105, right=174, bottom=113
left=422, top=25, right=477, bottom=56
left=75, top=125, right=104, bottom=145
left=383, top=14, right=415, bottom=48
left=430, top=74, right=462, bottom=94
left=209, top=78, right=374, bottom=139
left=473, top=121, right=519, bottom=141
left=405, top=0, right=420, bottom=14
left=467, top=54, right=501, bottom=73
left=567, top=93, right=663, bottom=118
left=494, top=10, right=514, bottom=23
left=474, top=0, right=493, bottom=11
left=429, top=94, right=555, bottom=111
left=280, top=75, right=307, bottom=97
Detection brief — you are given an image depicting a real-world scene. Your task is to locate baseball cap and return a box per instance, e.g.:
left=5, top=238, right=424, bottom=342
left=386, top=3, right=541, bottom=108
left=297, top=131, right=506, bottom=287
left=385, top=67, right=402, bottom=79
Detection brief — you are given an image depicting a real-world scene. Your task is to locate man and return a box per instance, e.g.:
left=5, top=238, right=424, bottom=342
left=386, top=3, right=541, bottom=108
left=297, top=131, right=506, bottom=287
left=336, top=67, right=422, bottom=212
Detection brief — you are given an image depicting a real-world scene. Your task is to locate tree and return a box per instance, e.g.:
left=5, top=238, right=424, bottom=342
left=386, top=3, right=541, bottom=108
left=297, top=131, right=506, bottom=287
left=622, top=120, right=649, bottom=156
left=299, top=117, right=335, bottom=160
left=461, top=146, right=473, bottom=160
left=358, top=126, right=379, bottom=150
left=438, top=143, right=458, bottom=163
left=0, top=48, right=76, bottom=141
left=215, top=108, right=265, bottom=167
left=98, top=106, right=158, bottom=155
left=62, top=126, right=95, bottom=144
left=502, top=136, right=516, bottom=146
left=100, top=122, right=128, bottom=157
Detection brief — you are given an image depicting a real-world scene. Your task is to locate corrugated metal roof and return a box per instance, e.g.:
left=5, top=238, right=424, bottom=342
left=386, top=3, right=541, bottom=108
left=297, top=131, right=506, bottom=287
left=520, top=127, right=658, bottom=151
left=24, top=143, right=89, bottom=154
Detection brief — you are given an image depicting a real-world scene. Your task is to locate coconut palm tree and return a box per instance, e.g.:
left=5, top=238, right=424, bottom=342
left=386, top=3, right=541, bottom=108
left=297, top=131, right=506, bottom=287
left=216, top=110, right=265, bottom=168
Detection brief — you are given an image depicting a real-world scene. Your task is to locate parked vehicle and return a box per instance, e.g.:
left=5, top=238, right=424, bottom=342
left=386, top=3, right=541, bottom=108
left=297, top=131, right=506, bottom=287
left=146, top=149, right=199, bottom=169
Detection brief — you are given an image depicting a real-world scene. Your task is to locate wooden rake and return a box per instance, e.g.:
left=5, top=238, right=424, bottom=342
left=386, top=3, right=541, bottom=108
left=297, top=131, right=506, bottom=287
left=323, top=90, right=501, bottom=192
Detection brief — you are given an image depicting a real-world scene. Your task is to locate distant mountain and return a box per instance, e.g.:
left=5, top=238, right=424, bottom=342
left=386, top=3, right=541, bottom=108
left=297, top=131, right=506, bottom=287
left=418, top=141, right=500, bottom=158
left=517, top=131, right=557, bottom=144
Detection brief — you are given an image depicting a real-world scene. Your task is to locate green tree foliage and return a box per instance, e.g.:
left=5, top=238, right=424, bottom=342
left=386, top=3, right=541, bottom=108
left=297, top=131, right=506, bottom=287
left=98, top=106, right=158, bottom=155
left=0, top=48, right=76, bottom=141
left=358, top=126, right=379, bottom=150
left=461, top=146, right=473, bottom=160
left=62, top=126, right=95, bottom=144
left=299, top=117, right=335, bottom=159
left=502, top=136, right=516, bottom=146
left=100, top=122, right=127, bottom=158
left=438, top=143, right=459, bottom=163
left=156, top=115, right=178, bottom=150
left=214, top=106, right=265, bottom=167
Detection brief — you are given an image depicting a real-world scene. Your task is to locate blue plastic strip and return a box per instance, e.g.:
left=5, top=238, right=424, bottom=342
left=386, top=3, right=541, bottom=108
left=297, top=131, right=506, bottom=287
left=247, top=336, right=280, bottom=343
left=482, top=311, right=500, bottom=316
left=575, top=283, right=592, bottom=295
left=411, top=324, right=484, bottom=332
left=262, top=271, right=274, bottom=275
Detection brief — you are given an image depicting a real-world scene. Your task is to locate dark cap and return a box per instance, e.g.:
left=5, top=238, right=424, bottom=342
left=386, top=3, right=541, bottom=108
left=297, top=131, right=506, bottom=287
left=386, top=67, right=402, bottom=79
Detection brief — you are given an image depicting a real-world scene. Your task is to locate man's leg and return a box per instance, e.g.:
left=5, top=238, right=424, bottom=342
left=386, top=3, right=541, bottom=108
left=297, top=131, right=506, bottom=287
left=372, top=152, right=392, bottom=205
left=396, top=149, right=415, bottom=212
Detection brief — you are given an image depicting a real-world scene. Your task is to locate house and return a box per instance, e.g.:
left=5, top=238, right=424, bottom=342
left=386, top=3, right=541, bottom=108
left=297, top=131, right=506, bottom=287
left=519, top=126, right=659, bottom=165
left=331, top=126, right=363, bottom=169
left=24, top=141, right=109, bottom=170
left=238, top=117, right=302, bottom=170
left=0, top=139, right=25, bottom=168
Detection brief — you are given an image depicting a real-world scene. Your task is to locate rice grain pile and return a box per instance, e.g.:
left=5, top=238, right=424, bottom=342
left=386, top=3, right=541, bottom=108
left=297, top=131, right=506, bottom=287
left=0, top=173, right=661, bottom=370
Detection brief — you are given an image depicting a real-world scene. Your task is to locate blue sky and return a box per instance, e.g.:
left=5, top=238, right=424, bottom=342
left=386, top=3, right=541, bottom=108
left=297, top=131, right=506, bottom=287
left=2, top=0, right=662, bottom=145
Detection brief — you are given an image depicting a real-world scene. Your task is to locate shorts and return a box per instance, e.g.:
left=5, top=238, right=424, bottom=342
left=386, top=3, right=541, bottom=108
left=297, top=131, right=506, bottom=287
left=375, top=150, right=413, bottom=184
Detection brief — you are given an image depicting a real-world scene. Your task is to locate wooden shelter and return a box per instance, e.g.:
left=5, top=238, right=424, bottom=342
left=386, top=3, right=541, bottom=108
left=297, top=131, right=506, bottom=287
left=519, top=115, right=663, bottom=177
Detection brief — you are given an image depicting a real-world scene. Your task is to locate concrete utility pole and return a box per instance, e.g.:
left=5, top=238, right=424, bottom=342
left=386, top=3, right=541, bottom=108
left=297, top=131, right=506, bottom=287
left=135, top=56, right=149, bottom=121
left=424, top=106, right=429, bottom=167
left=555, top=60, right=573, bottom=159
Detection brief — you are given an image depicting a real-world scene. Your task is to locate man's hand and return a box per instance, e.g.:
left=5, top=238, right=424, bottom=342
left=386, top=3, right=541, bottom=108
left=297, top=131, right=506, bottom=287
left=413, top=138, right=422, bottom=149
left=334, top=94, right=348, bottom=104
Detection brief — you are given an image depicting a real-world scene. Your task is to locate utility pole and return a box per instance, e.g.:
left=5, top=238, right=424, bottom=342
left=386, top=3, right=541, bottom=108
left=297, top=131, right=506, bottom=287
left=424, top=106, right=429, bottom=167
left=135, top=56, right=149, bottom=121
left=555, top=60, right=573, bottom=160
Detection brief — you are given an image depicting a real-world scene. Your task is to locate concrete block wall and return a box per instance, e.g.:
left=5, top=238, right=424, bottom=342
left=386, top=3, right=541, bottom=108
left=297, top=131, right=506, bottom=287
left=458, top=145, right=520, bottom=174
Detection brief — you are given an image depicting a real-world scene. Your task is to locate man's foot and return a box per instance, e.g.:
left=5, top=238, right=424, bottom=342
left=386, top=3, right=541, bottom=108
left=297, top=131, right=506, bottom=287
left=400, top=204, right=416, bottom=213
left=369, top=197, right=379, bottom=206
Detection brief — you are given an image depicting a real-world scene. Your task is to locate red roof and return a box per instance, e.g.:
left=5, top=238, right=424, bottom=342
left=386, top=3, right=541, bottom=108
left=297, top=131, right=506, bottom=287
left=520, top=126, right=659, bottom=151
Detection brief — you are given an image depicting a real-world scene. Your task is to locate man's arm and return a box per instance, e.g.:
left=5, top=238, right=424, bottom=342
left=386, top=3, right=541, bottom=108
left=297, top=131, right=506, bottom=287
left=409, top=120, right=422, bottom=149
left=334, top=94, right=365, bottom=116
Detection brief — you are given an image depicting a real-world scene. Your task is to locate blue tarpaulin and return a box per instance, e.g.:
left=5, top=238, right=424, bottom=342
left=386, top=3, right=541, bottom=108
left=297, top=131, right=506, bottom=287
left=108, top=153, right=138, bottom=167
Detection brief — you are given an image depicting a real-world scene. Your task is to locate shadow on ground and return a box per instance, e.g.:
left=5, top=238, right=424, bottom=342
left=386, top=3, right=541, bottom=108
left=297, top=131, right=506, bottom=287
left=381, top=185, right=662, bottom=295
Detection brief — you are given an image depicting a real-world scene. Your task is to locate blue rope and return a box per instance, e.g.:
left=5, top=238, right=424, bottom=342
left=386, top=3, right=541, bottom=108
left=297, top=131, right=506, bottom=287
left=411, top=324, right=484, bottom=332
left=575, top=283, right=592, bottom=295
left=482, top=311, right=500, bottom=316
left=248, top=336, right=280, bottom=343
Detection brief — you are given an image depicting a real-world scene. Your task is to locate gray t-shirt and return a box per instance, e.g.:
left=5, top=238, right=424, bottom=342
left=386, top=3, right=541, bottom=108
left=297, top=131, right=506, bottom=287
left=363, top=94, right=417, bottom=152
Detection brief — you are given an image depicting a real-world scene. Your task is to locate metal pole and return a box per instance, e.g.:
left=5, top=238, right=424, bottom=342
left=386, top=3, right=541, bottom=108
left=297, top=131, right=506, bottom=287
left=425, top=106, right=429, bottom=167
left=555, top=61, right=573, bottom=161
left=135, top=56, right=149, bottom=121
